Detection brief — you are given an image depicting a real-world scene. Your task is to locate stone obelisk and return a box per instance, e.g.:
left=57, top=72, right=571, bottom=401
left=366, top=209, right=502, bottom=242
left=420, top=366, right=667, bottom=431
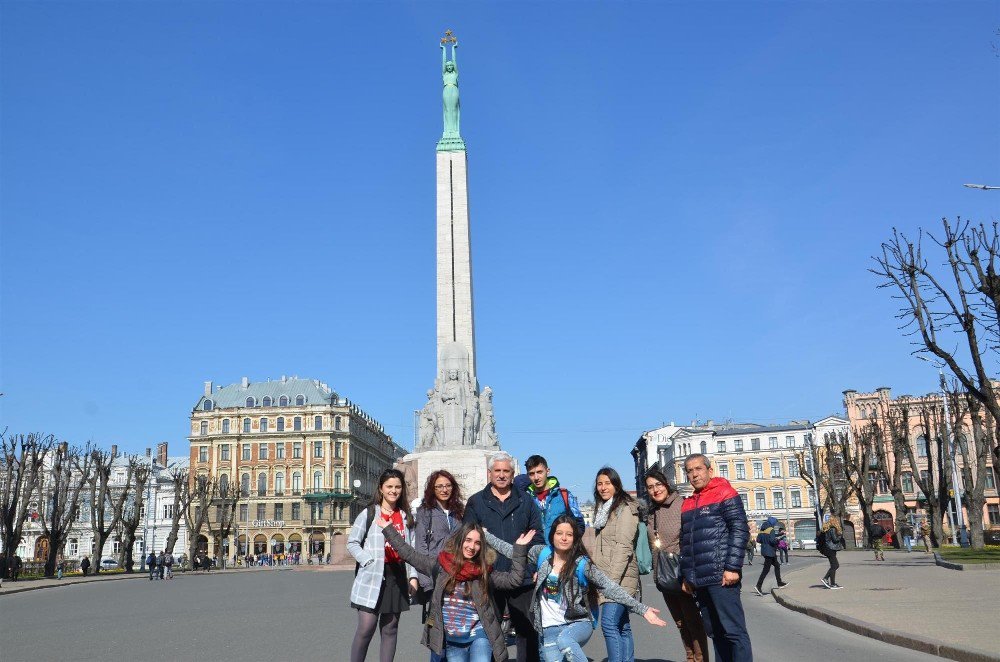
left=397, top=32, right=502, bottom=502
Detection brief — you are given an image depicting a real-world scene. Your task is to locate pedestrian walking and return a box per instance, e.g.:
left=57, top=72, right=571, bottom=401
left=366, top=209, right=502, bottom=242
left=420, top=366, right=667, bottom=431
left=165, top=552, right=174, bottom=579
left=869, top=523, right=885, bottom=561
left=776, top=536, right=789, bottom=564
left=414, top=470, right=465, bottom=662
left=679, top=454, right=753, bottom=662
left=0, top=552, right=7, bottom=588
left=11, top=553, right=22, bottom=581
left=644, top=468, right=708, bottom=662
left=157, top=551, right=166, bottom=579
left=819, top=517, right=845, bottom=589
left=591, top=467, right=641, bottom=662
left=486, top=513, right=667, bottom=661
left=753, top=517, right=788, bottom=596
left=57, top=554, right=65, bottom=580
left=744, top=535, right=754, bottom=566
left=900, top=522, right=914, bottom=553
left=347, top=468, right=418, bottom=662
left=381, top=516, right=535, bottom=662
left=147, top=552, right=157, bottom=580
left=918, top=520, right=931, bottom=552
left=464, top=451, right=545, bottom=662
left=525, top=455, right=587, bottom=540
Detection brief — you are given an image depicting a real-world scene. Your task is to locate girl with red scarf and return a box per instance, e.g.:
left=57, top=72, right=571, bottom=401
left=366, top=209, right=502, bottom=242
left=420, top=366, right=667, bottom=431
left=377, top=516, right=536, bottom=662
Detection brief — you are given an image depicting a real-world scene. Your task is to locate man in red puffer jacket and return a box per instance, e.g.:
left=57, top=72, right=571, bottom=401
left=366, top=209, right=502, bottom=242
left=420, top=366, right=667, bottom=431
left=680, top=454, right=752, bottom=662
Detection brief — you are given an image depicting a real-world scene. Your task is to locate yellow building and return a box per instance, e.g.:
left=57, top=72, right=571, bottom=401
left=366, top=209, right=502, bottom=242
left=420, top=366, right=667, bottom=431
left=188, top=376, right=407, bottom=564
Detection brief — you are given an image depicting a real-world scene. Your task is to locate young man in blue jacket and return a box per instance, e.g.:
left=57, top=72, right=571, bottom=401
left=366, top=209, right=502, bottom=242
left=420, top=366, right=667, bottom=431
left=524, top=454, right=586, bottom=539
left=680, top=454, right=752, bottom=662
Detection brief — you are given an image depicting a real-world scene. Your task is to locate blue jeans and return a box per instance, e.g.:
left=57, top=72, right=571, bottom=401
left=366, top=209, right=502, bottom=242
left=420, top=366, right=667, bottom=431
left=600, top=603, right=634, bottom=662
left=695, top=583, right=752, bottom=662
left=903, top=535, right=913, bottom=552
left=540, top=620, right=593, bottom=662
left=444, top=626, right=492, bottom=662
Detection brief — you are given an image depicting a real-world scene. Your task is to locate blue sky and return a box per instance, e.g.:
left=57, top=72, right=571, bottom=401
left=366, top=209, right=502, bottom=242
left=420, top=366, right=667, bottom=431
left=2, top=1, right=998, bottom=496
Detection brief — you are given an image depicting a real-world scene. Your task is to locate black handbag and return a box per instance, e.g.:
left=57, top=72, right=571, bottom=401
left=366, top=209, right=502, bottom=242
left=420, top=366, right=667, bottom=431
left=652, top=510, right=683, bottom=593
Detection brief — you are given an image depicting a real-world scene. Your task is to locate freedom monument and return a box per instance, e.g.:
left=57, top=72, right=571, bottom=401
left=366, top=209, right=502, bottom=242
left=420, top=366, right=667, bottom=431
left=398, top=32, right=504, bottom=501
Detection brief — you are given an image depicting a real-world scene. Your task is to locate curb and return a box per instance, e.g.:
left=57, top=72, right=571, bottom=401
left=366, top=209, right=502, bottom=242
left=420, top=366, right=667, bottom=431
left=771, top=589, right=1000, bottom=662
left=934, top=552, right=964, bottom=571
left=0, top=567, right=256, bottom=597
left=933, top=553, right=1000, bottom=571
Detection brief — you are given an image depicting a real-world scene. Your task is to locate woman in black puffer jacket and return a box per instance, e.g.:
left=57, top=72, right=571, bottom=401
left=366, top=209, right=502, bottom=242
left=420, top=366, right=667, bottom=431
left=820, top=518, right=845, bottom=589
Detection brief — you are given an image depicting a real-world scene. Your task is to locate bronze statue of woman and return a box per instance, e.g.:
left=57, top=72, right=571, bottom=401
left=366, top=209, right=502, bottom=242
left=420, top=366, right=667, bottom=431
left=441, top=40, right=460, bottom=138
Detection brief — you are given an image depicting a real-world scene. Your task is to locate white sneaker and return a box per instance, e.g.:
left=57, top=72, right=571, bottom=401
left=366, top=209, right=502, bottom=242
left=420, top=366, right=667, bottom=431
left=753, top=586, right=764, bottom=596
left=830, top=584, right=844, bottom=590
left=821, top=578, right=831, bottom=588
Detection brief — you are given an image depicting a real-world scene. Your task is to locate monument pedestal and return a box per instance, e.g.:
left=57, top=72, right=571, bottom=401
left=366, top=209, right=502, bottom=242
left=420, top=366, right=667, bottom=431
left=398, top=448, right=509, bottom=504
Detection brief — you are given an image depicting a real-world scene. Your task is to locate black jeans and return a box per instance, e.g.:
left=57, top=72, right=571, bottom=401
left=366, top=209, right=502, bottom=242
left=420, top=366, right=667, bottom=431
left=755, top=556, right=783, bottom=590
left=494, top=584, right=538, bottom=662
left=822, top=550, right=839, bottom=584
left=695, top=583, right=753, bottom=662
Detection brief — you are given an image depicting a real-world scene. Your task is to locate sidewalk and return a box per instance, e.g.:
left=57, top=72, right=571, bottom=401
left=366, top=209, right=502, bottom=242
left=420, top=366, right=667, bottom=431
left=772, top=550, right=1000, bottom=662
left=0, top=566, right=268, bottom=596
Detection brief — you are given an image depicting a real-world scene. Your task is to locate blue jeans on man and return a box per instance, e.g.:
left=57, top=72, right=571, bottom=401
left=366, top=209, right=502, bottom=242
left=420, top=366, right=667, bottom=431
left=903, top=535, right=913, bottom=552
left=696, top=583, right=753, bottom=662
left=600, top=602, right=634, bottom=662
left=540, top=620, right=593, bottom=662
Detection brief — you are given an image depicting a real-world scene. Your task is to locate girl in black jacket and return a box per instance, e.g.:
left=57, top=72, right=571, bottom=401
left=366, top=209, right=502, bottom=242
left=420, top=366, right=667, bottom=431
left=820, top=518, right=845, bottom=589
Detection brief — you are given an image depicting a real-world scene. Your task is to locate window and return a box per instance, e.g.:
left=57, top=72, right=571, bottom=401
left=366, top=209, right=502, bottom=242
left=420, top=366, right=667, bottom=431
left=986, top=471, right=995, bottom=489
left=291, top=502, right=301, bottom=520
left=791, top=490, right=802, bottom=508
left=262, top=396, right=272, bottom=407
left=240, top=504, right=248, bottom=521
left=314, top=440, right=323, bottom=458
left=242, top=443, right=251, bottom=461
left=241, top=473, right=250, bottom=497
left=335, top=472, right=342, bottom=489
left=917, top=435, right=929, bottom=457
left=222, top=419, right=230, bottom=434
left=734, top=439, right=743, bottom=452
left=220, top=444, right=230, bottom=461
left=215, top=504, right=223, bottom=522
left=294, top=417, right=302, bottom=431
left=293, top=442, right=302, bottom=459
left=718, top=464, right=729, bottom=479
left=199, top=446, right=208, bottom=462
left=736, top=463, right=746, bottom=480
left=296, top=395, right=305, bottom=406
left=902, top=472, right=914, bottom=493
left=770, top=460, right=781, bottom=478
left=200, top=421, right=208, bottom=436
left=755, top=492, right=766, bottom=510
left=805, top=456, right=814, bottom=474
left=773, top=490, right=785, bottom=509
left=989, top=504, right=1000, bottom=526
left=246, top=397, right=255, bottom=408
left=274, top=503, right=284, bottom=520
left=920, top=469, right=931, bottom=486
left=258, top=443, right=268, bottom=460
left=275, top=472, right=285, bottom=495
left=257, top=473, right=267, bottom=497
left=279, top=395, right=289, bottom=407
left=717, top=441, right=726, bottom=453
left=739, top=492, right=749, bottom=510
left=313, top=471, right=323, bottom=490
left=808, top=488, right=816, bottom=505
left=69, top=538, right=79, bottom=556
left=315, top=415, right=323, bottom=431
left=219, top=474, right=229, bottom=494
left=788, top=461, right=799, bottom=477
left=162, top=504, right=174, bottom=519
left=751, top=438, right=760, bottom=451
left=335, top=442, right=343, bottom=459
left=699, top=441, right=707, bottom=454
left=785, top=435, right=795, bottom=448
left=768, top=436, right=778, bottom=449
left=260, top=418, right=268, bottom=433
left=257, top=503, right=266, bottom=520
left=752, top=461, right=763, bottom=479
left=277, top=417, right=285, bottom=432
left=203, top=400, right=213, bottom=411
left=335, top=416, right=343, bottom=431
left=243, top=418, right=251, bottom=433
left=292, top=472, right=302, bottom=494
left=311, top=502, right=324, bottom=520
left=276, top=443, right=285, bottom=460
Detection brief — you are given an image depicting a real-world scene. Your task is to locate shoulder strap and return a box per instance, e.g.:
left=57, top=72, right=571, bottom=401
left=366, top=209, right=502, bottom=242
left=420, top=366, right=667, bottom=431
left=537, top=546, right=553, bottom=570
left=575, top=556, right=589, bottom=588
left=359, top=504, right=378, bottom=549
left=560, top=488, right=571, bottom=512
left=424, top=507, right=434, bottom=548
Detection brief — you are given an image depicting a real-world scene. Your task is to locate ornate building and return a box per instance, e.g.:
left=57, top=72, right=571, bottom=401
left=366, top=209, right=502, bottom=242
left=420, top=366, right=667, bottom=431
left=189, top=376, right=407, bottom=563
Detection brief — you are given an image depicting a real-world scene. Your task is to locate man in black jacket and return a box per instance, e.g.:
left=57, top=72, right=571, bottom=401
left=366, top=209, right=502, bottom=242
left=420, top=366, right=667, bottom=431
left=465, top=451, right=544, bottom=662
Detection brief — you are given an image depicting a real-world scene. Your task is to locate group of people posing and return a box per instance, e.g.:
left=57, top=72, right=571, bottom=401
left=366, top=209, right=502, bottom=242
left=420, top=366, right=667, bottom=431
left=347, top=451, right=759, bottom=662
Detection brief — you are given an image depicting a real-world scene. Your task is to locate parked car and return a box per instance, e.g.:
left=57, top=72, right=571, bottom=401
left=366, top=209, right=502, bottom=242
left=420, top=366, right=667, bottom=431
left=985, top=527, right=1000, bottom=546
left=100, top=558, right=119, bottom=570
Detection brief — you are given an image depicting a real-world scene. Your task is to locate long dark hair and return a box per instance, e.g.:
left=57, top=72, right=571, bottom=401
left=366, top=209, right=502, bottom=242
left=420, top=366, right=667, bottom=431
left=420, top=469, right=465, bottom=520
left=593, top=466, right=635, bottom=516
left=548, top=513, right=596, bottom=608
left=643, top=468, right=675, bottom=508
left=439, top=522, right=495, bottom=604
left=370, top=468, right=414, bottom=528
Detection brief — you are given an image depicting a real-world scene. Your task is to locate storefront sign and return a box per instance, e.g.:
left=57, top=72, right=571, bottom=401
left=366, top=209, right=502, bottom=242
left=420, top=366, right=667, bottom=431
left=251, top=519, right=285, bottom=528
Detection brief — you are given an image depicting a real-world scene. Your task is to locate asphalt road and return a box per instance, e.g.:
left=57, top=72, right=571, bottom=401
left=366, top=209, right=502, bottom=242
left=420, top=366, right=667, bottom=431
left=0, top=555, right=943, bottom=662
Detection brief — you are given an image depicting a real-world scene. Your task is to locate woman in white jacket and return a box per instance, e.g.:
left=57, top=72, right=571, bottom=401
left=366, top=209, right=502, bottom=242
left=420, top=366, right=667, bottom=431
left=347, top=468, right=418, bottom=662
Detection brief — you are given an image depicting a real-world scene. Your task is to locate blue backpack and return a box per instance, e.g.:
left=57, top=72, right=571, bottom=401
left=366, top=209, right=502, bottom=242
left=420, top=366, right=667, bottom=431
left=537, top=546, right=599, bottom=628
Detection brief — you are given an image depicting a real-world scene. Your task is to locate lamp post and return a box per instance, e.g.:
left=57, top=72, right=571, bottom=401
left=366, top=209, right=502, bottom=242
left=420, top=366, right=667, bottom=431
left=139, top=460, right=153, bottom=572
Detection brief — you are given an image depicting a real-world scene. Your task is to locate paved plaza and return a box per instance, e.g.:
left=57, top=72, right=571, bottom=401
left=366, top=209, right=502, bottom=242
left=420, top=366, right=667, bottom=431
left=0, top=555, right=945, bottom=662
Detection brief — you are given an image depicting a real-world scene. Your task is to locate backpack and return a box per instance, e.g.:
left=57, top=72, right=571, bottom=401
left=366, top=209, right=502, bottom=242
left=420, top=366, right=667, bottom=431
left=537, top=547, right=598, bottom=628
left=814, top=530, right=827, bottom=551
left=354, top=504, right=378, bottom=577
left=634, top=522, right=653, bottom=575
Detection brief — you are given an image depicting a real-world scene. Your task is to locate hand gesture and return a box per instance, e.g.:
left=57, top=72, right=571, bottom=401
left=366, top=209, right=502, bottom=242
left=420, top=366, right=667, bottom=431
left=515, top=530, right=536, bottom=545
left=643, top=607, right=667, bottom=627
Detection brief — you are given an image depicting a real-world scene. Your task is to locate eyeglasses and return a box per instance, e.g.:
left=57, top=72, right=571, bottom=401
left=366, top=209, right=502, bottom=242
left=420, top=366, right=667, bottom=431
left=647, top=482, right=666, bottom=491
left=434, top=484, right=452, bottom=491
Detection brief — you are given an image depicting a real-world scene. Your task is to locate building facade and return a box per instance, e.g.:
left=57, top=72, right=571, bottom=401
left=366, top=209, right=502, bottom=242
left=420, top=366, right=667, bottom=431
left=189, top=376, right=407, bottom=564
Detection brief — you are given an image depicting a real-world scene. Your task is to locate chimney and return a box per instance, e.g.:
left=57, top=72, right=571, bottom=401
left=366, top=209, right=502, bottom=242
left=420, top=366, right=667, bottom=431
left=241, top=376, right=250, bottom=389
left=111, top=444, right=118, bottom=457
left=157, top=442, right=168, bottom=466
left=204, top=381, right=213, bottom=396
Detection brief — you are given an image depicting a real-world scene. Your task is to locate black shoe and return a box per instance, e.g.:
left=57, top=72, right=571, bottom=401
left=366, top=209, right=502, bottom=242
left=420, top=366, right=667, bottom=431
left=830, top=583, right=844, bottom=590
left=776, top=582, right=788, bottom=588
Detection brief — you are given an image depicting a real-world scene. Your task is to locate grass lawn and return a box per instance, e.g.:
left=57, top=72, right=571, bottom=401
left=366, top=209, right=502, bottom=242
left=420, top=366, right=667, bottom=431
left=938, top=546, right=1000, bottom=564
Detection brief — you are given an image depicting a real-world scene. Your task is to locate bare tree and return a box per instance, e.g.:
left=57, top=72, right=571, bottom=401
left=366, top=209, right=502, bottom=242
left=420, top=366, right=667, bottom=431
left=897, top=403, right=950, bottom=547
left=163, top=468, right=191, bottom=556
left=186, top=475, right=214, bottom=564
left=874, top=219, right=1000, bottom=539
left=35, top=442, right=93, bottom=576
left=840, top=423, right=878, bottom=546
left=797, top=431, right=852, bottom=526
left=116, top=456, right=150, bottom=572
left=207, top=482, right=241, bottom=568
left=952, top=388, right=994, bottom=548
left=0, top=432, right=52, bottom=556
left=86, top=447, right=134, bottom=573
